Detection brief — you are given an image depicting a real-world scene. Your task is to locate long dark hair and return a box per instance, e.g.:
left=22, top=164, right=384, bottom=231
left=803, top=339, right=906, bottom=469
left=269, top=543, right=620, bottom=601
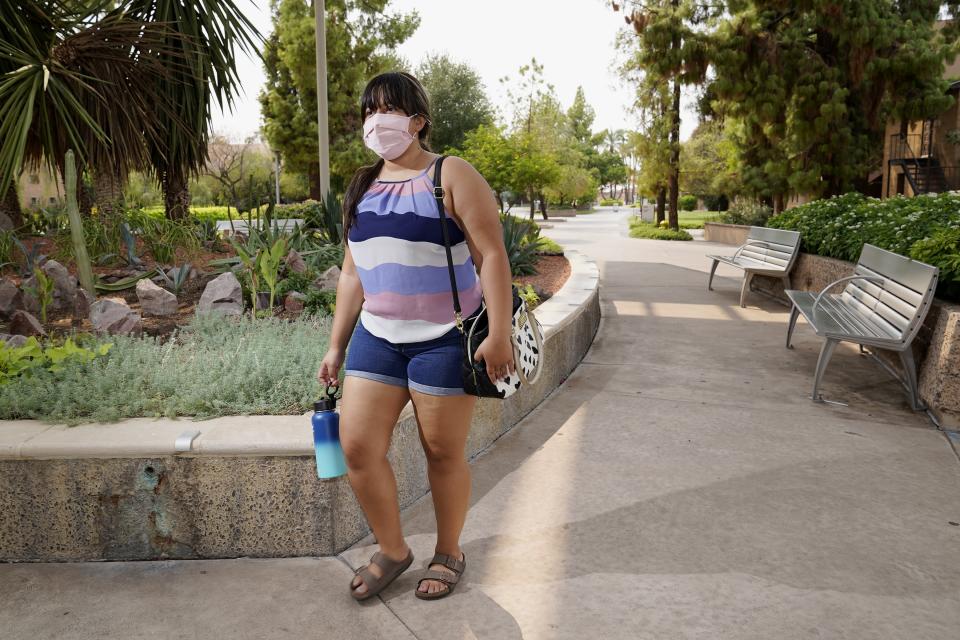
left=342, top=72, right=432, bottom=241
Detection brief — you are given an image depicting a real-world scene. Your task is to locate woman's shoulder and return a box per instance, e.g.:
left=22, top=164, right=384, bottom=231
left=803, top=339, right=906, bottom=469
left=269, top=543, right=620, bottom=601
left=436, top=155, right=481, bottom=184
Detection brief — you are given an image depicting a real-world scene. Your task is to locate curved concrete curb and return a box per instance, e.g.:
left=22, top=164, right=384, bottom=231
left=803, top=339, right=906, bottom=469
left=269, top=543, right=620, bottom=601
left=0, top=251, right=600, bottom=561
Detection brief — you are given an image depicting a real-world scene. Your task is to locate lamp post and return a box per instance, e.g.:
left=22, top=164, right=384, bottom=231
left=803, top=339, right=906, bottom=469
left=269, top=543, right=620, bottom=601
left=314, top=0, right=330, bottom=198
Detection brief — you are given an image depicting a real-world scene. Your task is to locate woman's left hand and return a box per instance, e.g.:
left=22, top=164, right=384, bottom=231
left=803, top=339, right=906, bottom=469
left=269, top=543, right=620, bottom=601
left=473, top=334, right=516, bottom=382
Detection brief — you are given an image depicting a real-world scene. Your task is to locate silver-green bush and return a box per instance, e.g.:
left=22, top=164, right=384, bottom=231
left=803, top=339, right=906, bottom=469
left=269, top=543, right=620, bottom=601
left=0, top=313, right=333, bottom=425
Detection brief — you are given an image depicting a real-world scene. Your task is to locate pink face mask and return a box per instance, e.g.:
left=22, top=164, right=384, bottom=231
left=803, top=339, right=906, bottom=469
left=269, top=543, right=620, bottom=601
left=363, top=113, right=417, bottom=160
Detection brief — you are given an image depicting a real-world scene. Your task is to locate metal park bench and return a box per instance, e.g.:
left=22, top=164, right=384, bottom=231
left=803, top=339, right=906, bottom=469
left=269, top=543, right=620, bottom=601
left=707, top=227, right=802, bottom=308
left=784, top=244, right=939, bottom=410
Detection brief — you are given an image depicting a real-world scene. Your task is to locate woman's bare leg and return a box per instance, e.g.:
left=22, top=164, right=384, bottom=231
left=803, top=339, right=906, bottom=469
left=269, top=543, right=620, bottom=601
left=409, top=390, right=477, bottom=595
left=340, top=375, right=411, bottom=595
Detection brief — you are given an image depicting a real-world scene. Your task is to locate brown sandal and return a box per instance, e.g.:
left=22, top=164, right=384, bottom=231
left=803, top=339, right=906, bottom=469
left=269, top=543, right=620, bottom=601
left=350, top=548, right=414, bottom=601
left=415, top=552, right=466, bottom=600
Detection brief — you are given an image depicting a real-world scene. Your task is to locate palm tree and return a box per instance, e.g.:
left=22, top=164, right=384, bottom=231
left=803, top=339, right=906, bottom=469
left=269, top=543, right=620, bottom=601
left=124, top=0, right=262, bottom=219
left=0, top=1, right=179, bottom=221
left=0, top=1, right=261, bottom=224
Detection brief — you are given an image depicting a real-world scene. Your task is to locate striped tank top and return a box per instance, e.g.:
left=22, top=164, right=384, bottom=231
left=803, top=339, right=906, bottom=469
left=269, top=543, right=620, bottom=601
left=347, top=163, right=483, bottom=343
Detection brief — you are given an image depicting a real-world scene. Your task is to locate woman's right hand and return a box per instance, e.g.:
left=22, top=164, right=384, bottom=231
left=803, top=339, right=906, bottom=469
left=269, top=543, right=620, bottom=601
left=317, top=347, right=345, bottom=386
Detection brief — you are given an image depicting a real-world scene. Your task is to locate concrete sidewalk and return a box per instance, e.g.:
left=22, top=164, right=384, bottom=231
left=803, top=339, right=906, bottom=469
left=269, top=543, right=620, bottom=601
left=4, top=209, right=960, bottom=639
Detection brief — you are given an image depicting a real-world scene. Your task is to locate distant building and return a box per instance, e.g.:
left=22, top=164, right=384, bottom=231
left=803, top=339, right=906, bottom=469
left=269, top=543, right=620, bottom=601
left=18, top=165, right=63, bottom=209
left=882, top=44, right=960, bottom=197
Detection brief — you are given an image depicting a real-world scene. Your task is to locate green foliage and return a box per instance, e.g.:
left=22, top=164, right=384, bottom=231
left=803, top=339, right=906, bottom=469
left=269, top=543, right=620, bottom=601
left=629, top=218, right=693, bottom=241
left=416, top=54, right=494, bottom=153
left=501, top=214, right=542, bottom=276
left=276, top=269, right=317, bottom=299
left=456, top=124, right=517, bottom=209
left=259, top=0, right=419, bottom=194
left=680, top=121, right=733, bottom=200
left=155, top=263, right=192, bottom=295
left=24, top=266, right=54, bottom=323
left=678, top=195, right=697, bottom=211
left=0, top=230, right=16, bottom=270
left=599, top=198, right=623, bottom=206
left=0, top=336, right=112, bottom=385
left=133, top=214, right=202, bottom=266
left=0, top=314, right=331, bottom=423
left=535, top=237, right=564, bottom=256
left=767, top=192, right=960, bottom=300
left=720, top=198, right=773, bottom=226
left=304, top=289, right=337, bottom=315
left=677, top=211, right=721, bottom=229
left=514, top=283, right=540, bottom=308
left=258, top=236, right=288, bottom=312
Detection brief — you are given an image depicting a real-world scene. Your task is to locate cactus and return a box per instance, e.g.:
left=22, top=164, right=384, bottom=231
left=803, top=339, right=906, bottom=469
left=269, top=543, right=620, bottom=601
left=64, top=150, right=96, bottom=296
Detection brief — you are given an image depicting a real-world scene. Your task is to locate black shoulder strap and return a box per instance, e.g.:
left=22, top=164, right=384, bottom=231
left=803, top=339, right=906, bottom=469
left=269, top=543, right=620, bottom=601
left=433, top=155, right=463, bottom=323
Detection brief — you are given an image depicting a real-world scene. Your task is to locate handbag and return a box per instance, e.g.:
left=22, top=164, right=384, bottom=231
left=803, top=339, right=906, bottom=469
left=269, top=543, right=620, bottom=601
left=432, top=155, right=545, bottom=399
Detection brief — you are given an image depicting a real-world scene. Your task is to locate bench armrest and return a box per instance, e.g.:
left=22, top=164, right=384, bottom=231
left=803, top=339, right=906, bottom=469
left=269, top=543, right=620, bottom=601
left=731, top=240, right=772, bottom=261
left=812, top=275, right=886, bottom=316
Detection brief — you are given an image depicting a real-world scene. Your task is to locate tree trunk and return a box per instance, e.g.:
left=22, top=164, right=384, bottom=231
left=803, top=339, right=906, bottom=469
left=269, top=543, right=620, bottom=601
left=93, top=169, right=126, bottom=220
left=163, top=170, right=191, bottom=220
left=77, top=176, right=95, bottom=217
left=773, top=193, right=785, bottom=215
left=1, top=180, right=23, bottom=230
left=495, top=191, right=504, bottom=214
left=656, top=187, right=666, bottom=224
left=308, top=162, right=322, bottom=201
left=668, top=75, right=681, bottom=231
left=528, top=189, right=535, bottom=220
left=538, top=193, right=548, bottom=220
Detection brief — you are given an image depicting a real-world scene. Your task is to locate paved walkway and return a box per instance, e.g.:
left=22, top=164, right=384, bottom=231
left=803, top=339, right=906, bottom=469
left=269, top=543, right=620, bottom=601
left=4, top=209, right=960, bottom=639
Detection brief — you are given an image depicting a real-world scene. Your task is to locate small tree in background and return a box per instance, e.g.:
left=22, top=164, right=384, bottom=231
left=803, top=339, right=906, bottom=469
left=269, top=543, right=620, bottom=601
left=417, top=54, right=494, bottom=153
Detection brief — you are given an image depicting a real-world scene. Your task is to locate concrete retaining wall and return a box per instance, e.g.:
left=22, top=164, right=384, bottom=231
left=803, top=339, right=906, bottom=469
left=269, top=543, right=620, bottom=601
left=0, top=251, right=601, bottom=561
left=704, top=222, right=750, bottom=245
left=752, top=252, right=960, bottom=428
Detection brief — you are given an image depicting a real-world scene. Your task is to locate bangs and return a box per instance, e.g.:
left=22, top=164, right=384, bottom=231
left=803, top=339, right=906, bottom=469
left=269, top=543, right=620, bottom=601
left=360, top=73, right=418, bottom=119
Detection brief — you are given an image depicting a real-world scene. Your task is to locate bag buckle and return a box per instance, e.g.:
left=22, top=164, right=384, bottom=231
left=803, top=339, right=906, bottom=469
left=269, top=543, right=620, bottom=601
left=454, top=310, right=464, bottom=331
left=434, top=186, right=445, bottom=199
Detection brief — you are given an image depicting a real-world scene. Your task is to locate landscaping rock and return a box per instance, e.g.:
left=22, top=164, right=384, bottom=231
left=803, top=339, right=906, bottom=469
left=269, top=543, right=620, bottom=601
left=284, top=291, right=306, bottom=312
left=74, top=288, right=96, bottom=319
left=0, top=278, right=23, bottom=319
left=0, top=211, right=13, bottom=231
left=285, top=249, right=308, bottom=274
left=42, top=259, right=78, bottom=311
left=313, top=265, right=341, bottom=291
left=9, top=310, right=46, bottom=337
left=196, top=272, right=243, bottom=316
left=0, top=333, right=28, bottom=348
left=90, top=298, right=142, bottom=336
left=136, top=279, right=178, bottom=316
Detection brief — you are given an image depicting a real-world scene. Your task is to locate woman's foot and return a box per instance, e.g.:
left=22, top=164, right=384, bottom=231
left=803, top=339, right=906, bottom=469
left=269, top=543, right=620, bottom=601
left=417, top=549, right=464, bottom=596
left=351, top=545, right=411, bottom=598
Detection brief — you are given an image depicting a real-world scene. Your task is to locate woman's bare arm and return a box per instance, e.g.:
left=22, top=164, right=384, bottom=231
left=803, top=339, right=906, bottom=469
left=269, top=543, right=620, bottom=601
left=329, top=245, right=364, bottom=352
left=442, top=156, right=515, bottom=376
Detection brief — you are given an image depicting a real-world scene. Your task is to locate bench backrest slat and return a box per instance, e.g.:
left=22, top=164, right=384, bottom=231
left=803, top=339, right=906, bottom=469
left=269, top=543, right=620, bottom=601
left=839, top=244, right=938, bottom=345
left=743, top=227, right=801, bottom=270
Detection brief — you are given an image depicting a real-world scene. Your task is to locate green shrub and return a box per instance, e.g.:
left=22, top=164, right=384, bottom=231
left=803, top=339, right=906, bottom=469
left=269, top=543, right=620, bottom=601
left=679, top=195, right=698, bottom=211
left=0, top=337, right=112, bottom=385
left=767, top=192, right=960, bottom=300
left=515, top=283, right=540, bottom=308
left=599, top=198, right=623, bottom=206
left=501, top=214, right=541, bottom=276
left=629, top=218, right=693, bottom=241
left=535, top=237, right=564, bottom=255
left=720, top=198, right=773, bottom=226
left=0, top=314, right=333, bottom=424
left=304, top=289, right=337, bottom=315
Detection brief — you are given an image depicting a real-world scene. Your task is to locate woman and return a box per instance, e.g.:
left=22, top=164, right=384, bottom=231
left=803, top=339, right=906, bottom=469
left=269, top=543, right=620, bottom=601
left=316, top=71, right=515, bottom=601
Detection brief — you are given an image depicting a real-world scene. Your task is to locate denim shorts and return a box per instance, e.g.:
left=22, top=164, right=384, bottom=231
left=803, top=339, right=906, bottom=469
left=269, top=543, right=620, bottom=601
left=344, top=319, right=466, bottom=396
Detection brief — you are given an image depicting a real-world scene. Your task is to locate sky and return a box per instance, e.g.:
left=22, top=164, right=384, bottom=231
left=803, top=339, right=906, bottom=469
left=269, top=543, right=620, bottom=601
left=212, top=0, right=698, bottom=142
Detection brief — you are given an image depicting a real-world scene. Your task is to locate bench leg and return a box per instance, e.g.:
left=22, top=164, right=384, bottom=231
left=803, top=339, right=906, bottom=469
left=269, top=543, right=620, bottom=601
left=812, top=338, right=839, bottom=403
left=786, top=306, right=800, bottom=349
left=782, top=274, right=792, bottom=292
left=739, top=272, right=754, bottom=308
left=708, top=259, right=719, bottom=291
left=898, top=347, right=925, bottom=411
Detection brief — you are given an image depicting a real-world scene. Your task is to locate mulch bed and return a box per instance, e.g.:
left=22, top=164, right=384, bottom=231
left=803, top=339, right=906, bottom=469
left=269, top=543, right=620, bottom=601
left=516, top=255, right=571, bottom=305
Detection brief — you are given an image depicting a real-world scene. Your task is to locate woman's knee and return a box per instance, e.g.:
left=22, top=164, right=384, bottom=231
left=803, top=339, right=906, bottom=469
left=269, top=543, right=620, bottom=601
left=341, top=435, right=386, bottom=471
left=422, top=442, right=466, bottom=471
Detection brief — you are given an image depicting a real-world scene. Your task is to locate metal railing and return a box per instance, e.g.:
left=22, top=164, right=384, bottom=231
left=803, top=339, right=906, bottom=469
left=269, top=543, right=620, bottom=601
left=889, top=133, right=932, bottom=161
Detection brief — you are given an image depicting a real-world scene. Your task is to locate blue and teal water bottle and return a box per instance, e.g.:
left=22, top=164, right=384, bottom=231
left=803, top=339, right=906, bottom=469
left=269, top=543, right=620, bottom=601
left=313, top=383, right=347, bottom=479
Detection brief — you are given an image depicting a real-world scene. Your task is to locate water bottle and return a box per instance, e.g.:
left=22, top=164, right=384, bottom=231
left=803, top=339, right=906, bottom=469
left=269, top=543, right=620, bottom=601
left=313, top=384, right=347, bottom=479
